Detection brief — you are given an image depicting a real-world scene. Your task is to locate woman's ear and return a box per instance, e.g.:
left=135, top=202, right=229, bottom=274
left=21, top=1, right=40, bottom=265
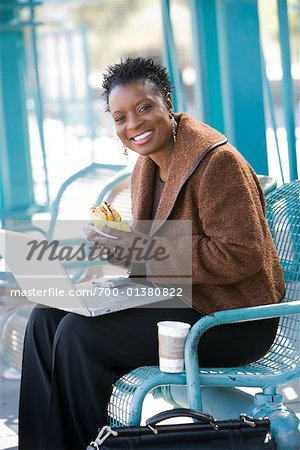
left=165, top=93, right=174, bottom=117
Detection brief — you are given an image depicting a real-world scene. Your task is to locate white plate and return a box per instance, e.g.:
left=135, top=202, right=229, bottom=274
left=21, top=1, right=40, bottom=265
left=87, top=225, right=119, bottom=239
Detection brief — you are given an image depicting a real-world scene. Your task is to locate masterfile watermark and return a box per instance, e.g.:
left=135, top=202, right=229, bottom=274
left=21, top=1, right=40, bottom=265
left=1, top=220, right=193, bottom=309
left=25, top=237, right=170, bottom=263
left=1, top=220, right=192, bottom=290
left=10, top=285, right=185, bottom=299
left=10, top=287, right=98, bottom=298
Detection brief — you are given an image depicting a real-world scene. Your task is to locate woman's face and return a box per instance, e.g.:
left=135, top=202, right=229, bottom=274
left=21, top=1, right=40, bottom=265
left=108, top=81, right=173, bottom=157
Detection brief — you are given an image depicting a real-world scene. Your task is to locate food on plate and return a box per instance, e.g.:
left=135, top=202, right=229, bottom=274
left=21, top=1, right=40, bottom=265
left=90, top=201, right=131, bottom=232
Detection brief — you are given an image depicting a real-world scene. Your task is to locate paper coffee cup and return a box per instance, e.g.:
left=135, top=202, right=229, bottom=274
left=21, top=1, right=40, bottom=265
left=158, top=321, right=191, bottom=373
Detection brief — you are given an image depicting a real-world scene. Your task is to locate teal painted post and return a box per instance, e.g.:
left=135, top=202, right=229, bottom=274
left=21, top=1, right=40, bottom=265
left=0, top=63, right=7, bottom=218
left=215, top=0, right=268, bottom=174
left=260, top=43, right=285, bottom=184
left=81, top=24, right=97, bottom=158
left=161, top=0, right=186, bottom=112
left=0, top=4, right=34, bottom=220
left=277, top=0, right=298, bottom=180
left=29, top=3, right=50, bottom=205
left=190, top=0, right=224, bottom=132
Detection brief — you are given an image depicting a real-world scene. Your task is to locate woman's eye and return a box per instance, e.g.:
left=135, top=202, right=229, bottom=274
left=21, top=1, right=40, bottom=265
left=139, top=105, right=151, bottom=113
left=115, top=115, right=125, bottom=123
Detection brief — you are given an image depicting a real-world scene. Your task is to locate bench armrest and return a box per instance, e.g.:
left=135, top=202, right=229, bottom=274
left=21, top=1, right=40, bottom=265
left=184, top=300, right=300, bottom=410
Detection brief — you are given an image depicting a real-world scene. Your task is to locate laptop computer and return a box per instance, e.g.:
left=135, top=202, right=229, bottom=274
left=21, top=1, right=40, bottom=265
left=0, top=229, right=184, bottom=316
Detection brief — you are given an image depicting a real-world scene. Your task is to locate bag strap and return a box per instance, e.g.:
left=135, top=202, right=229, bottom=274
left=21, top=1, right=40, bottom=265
left=87, top=425, right=118, bottom=450
left=146, top=408, right=218, bottom=430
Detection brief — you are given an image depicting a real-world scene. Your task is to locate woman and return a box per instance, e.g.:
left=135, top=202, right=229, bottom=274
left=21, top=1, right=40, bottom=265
left=19, top=57, right=285, bottom=450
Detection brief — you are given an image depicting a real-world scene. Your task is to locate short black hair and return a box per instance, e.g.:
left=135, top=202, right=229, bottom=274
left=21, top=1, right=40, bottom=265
left=102, top=56, right=173, bottom=111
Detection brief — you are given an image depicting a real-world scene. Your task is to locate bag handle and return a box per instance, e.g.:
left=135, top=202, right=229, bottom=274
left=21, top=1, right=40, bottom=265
left=146, top=408, right=217, bottom=429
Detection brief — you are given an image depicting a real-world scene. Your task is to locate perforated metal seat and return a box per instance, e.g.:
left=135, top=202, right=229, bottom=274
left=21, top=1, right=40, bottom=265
left=108, top=180, right=300, bottom=448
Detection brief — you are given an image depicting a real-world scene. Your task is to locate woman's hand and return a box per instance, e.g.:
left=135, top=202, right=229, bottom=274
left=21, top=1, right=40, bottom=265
left=92, top=226, right=150, bottom=263
left=86, top=225, right=150, bottom=267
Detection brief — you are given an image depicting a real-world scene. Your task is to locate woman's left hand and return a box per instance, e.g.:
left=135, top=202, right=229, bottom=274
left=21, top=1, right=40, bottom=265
left=91, top=226, right=150, bottom=264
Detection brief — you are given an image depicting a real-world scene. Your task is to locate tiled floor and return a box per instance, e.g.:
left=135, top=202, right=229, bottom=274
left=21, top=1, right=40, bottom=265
left=0, top=368, right=19, bottom=450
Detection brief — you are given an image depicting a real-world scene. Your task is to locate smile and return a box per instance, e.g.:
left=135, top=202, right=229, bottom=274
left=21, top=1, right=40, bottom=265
left=131, top=130, right=153, bottom=143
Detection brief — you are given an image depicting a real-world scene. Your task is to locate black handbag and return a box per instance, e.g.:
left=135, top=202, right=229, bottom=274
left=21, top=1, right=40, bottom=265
left=87, top=408, right=276, bottom=449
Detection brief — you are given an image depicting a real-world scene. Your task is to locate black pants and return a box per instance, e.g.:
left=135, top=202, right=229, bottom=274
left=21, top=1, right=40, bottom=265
left=19, top=304, right=278, bottom=450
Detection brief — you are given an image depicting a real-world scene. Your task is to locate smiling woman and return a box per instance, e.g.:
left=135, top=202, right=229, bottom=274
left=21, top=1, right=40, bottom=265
left=109, top=82, right=175, bottom=180
left=102, top=58, right=177, bottom=181
left=18, top=57, right=285, bottom=450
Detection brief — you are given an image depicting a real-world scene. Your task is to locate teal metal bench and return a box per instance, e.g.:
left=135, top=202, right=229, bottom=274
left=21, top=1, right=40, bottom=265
left=2, top=162, right=128, bottom=239
left=0, top=163, right=131, bottom=286
left=108, top=180, right=300, bottom=450
left=0, top=169, right=132, bottom=374
left=257, top=174, right=277, bottom=195
left=43, top=163, right=130, bottom=241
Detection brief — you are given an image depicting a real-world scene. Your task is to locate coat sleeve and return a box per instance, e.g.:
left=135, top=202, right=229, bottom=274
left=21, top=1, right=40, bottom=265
left=143, top=148, right=269, bottom=287
left=192, top=149, right=268, bottom=285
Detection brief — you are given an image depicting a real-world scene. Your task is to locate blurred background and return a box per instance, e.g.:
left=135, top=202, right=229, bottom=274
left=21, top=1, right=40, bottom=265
left=0, top=1, right=299, bottom=448
left=0, top=0, right=299, bottom=225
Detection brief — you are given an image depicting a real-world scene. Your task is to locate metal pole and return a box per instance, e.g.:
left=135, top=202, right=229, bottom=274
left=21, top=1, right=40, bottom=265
left=29, top=4, right=50, bottom=205
left=215, top=0, right=268, bottom=174
left=260, top=42, right=285, bottom=183
left=0, top=2, right=35, bottom=221
left=190, top=0, right=224, bottom=131
left=277, top=0, right=298, bottom=180
left=161, top=0, right=186, bottom=112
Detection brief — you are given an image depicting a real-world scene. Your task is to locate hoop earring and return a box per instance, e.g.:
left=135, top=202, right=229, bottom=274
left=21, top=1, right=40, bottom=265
left=172, top=117, right=178, bottom=143
left=123, top=146, right=128, bottom=158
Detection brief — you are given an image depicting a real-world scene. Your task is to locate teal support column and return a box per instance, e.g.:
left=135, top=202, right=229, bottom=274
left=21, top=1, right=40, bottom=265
left=0, top=64, right=7, bottom=216
left=277, top=0, right=298, bottom=180
left=215, top=0, right=268, bottom=174
left=28, top=3, right=50, bottom=205
left=0, top=3, right=34, bottom=220
left=260, top=43, right=285, bottom=184
left=190, top=0, right=224, bottom=132
left=161, top=0, right=186, bottom=112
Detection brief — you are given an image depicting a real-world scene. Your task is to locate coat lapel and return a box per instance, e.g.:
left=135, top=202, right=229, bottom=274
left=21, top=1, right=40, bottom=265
left=131, top=113, right=227, bottom=236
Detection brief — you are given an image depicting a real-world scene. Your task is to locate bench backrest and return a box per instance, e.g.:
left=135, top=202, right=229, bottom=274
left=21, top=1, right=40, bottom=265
left=264, top=180, right=300, bottom=371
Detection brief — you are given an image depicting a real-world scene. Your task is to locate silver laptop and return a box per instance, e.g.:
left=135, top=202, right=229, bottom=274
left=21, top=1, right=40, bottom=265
left=0, top=229, right=180, bottom=316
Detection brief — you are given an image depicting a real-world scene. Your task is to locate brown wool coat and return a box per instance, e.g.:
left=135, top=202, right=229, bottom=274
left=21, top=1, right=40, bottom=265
left=130, top=112, right=285, bottom=315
